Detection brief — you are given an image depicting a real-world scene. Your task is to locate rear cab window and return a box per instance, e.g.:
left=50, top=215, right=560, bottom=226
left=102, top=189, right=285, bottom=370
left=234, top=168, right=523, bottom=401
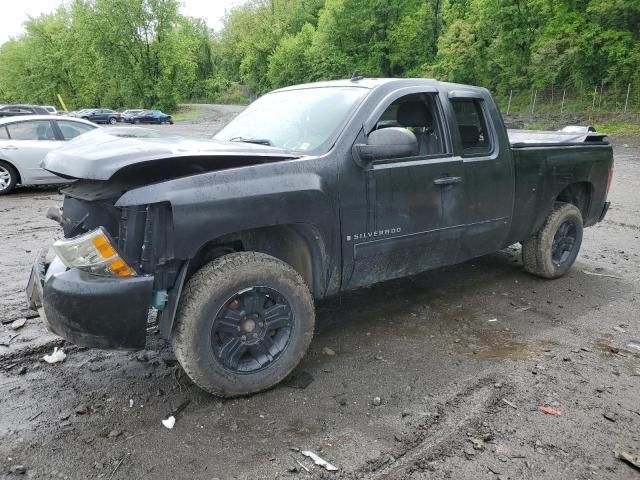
left=451, top=98, right=493, bottom=156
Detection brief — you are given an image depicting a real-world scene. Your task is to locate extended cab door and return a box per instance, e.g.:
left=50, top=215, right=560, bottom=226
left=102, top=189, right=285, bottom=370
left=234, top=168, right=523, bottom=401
left=446, top=91, right=514, bottom=259
left=341, top=89, right=466, bottom=289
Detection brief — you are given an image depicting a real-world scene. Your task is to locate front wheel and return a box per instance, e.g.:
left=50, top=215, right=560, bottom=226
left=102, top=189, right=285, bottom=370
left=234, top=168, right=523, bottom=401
left=522, top=202, right=583, bottom=279
left=0, top=161, right=18, bottom=195
left=172, top=252, right=315, bottom=397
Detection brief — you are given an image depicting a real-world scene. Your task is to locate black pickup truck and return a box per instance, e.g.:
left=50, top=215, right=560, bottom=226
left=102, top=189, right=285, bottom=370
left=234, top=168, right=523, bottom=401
left=27, top=78, right=613, bottom=397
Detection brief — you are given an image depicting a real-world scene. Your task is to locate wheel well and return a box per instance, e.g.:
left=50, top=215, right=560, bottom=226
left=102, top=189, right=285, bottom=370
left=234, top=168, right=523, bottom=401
left=556, top=182, right=592, bottom=219
left=188, top=224, right=326, bottom=297
left=0, top=159, right=21, bottom=184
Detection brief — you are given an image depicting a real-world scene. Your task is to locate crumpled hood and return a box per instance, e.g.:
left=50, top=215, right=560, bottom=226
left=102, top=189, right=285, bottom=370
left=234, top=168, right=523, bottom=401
left=43, top=127, right=297, bottom=180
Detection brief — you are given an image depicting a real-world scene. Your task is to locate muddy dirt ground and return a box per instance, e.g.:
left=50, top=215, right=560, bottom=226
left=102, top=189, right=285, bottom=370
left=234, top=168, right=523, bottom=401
left=0, top=108, right=638, bottom=479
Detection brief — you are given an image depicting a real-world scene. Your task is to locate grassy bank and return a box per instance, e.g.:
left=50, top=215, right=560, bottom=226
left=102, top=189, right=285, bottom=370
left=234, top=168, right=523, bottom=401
left=171, top=105, right=207, bottom=122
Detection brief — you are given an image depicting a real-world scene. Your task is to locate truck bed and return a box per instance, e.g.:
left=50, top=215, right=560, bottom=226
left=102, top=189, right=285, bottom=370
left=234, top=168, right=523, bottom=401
left=507, top=139, right=612, bottom=245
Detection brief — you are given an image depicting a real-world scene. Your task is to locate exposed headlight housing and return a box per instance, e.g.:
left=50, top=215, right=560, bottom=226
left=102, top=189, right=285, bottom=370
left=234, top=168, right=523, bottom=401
left=53, top=227, right=136, bottom=277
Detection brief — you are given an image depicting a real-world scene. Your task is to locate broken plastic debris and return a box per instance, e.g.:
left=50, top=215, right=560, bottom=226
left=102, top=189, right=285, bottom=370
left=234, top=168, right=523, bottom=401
left=626, top=341, right=640, bottom=352
left=162, top=416, right=176, bottom=429
left=615, top=450, right=640, bottom=470
left=537, top=405, right=562, bottom=416
left=301, top=451, right=338, bottom=471
left=43, top=347, right=66, bottom=364
left=11, top=318, right=26, bottom=330
left=582, top=270, right=622, bottom=279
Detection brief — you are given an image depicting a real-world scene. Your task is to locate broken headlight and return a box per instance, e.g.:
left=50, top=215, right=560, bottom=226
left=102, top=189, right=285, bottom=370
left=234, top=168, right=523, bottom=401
left=53, top=227, right=136, bottom=277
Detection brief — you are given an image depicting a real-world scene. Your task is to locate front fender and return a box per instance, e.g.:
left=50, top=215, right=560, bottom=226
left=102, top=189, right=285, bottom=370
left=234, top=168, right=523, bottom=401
left=115, top=165, right=337, bottom=264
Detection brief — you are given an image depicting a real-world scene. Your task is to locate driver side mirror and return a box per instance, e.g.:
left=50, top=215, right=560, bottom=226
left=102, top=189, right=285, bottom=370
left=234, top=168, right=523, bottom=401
left=353, top=127, right=418, bottom=168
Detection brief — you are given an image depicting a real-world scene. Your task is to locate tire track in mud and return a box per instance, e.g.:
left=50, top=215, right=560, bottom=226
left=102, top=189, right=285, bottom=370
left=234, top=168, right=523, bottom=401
left=345, top=378, right=506, bottom=479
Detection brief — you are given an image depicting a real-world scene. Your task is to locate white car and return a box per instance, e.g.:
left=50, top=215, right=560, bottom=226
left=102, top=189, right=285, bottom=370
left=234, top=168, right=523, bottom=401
left=0, top=115, right=98, bottom=194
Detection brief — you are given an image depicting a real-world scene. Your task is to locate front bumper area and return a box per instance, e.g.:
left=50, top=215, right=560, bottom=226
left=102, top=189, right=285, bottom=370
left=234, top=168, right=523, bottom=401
left=27, top=254, right=154, bottom=349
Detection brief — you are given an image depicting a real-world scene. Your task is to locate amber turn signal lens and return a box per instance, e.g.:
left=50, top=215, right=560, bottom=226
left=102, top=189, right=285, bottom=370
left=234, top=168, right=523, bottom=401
left=108, top=258, right=136, bottom=277
left=92, top=235, right=117, bottom=259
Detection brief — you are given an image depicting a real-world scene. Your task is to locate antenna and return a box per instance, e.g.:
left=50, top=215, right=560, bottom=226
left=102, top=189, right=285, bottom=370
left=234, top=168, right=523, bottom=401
left=350, top=71, right=363, bottom=82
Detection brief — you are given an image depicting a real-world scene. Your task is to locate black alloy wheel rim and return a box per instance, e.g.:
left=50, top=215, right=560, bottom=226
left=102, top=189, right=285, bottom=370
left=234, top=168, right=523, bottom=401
left=211, top=287, right=293, bottom=373
left=551, top=220, right=577, bottom=267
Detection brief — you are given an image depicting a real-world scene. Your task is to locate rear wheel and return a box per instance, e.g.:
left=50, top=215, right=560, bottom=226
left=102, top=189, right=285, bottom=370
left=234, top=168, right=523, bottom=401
left=522, top=202, right=583, bottom=279
left=134, top=118, right=141, bottom=124
left=0, top=161, right=18, bottom=195
left=172, top=252, right=315, bottom=397
left=108, top=117, right=117, bottom=125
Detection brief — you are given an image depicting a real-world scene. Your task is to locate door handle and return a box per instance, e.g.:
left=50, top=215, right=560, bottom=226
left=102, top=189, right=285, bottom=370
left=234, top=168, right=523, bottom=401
left=1, top=145, right=17, bottom=150
left=433, top=176, right=463, bottom=186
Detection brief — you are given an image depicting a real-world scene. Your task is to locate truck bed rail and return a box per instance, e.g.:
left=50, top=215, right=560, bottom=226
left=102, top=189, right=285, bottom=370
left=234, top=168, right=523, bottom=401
left=508, top=129, right=608, bottom=146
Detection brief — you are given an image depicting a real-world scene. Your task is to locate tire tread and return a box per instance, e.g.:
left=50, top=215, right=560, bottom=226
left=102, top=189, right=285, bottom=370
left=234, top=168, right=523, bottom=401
left=173, top=252, right=314, bottom=397
left=522, top=202, right=583, bottom=279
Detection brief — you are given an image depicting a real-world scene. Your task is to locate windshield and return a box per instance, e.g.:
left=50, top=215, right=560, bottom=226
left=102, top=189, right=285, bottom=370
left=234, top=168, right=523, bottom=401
left=214, top=86, right=368, bottom=153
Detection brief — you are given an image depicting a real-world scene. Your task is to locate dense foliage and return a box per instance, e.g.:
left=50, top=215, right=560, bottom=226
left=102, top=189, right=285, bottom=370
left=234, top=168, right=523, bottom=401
left=0, top=0, right=638, bottom=111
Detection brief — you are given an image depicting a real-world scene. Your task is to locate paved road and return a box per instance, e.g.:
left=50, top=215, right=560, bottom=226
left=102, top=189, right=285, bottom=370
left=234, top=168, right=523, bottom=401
left=0, top=115, right=638, bottom=479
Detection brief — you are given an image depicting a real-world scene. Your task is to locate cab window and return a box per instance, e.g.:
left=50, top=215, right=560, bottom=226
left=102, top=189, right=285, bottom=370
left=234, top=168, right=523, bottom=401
left=451, top=99, right=492, bottom=155
left=374, top=93, right=445, bottom=156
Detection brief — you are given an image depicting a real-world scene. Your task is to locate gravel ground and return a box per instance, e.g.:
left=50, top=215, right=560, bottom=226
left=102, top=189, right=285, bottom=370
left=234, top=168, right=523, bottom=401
left=0, top=107, right=638, bottom=479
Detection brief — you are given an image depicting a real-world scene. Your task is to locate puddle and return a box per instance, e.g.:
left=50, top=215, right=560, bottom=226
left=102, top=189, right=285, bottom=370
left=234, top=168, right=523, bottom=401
left=433, top=305, right=557, bottom=360
left=597, top=339, right=640, bottom=358
left=467, top=334, right=555, bottom=360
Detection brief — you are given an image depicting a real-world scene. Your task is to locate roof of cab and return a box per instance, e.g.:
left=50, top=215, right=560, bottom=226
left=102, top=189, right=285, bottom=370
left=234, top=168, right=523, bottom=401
left=272, top=77, right=489, bottom=96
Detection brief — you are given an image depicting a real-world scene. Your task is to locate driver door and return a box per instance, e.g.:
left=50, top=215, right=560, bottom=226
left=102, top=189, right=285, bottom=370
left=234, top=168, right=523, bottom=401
left=340, top=91, right=466, bottom=289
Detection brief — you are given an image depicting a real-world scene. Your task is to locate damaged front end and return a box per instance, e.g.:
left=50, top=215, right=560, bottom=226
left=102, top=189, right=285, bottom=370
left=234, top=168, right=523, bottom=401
left=26, top=185, right=179, bottom=349
left=26, top=128, right=299, bottom=350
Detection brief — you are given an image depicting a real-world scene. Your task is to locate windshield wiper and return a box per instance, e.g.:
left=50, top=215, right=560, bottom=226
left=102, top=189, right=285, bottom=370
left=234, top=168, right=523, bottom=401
left=229, top=137, right=272, bottom=146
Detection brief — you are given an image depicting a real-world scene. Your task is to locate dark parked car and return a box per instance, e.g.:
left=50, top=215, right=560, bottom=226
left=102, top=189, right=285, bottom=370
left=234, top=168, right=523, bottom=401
left=131, top=110, right=173, bottom=124
left=28, top=78, right=613, bottom=398
left=0, top=104, right=51, bottom=117
left=81, top=109, right=121, bottom=125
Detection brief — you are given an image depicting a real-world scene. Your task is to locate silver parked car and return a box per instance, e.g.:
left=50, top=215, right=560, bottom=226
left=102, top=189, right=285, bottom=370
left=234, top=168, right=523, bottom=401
left=0, top=115, right=98, bottom=194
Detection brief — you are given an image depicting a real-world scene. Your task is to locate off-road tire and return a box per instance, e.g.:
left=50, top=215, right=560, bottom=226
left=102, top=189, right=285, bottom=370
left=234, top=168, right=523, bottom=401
left=0, top=161, right=18, bottom=195
left=172, top=252, right=315, bottom=397
left=522, top=202, right=583, bottom=279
